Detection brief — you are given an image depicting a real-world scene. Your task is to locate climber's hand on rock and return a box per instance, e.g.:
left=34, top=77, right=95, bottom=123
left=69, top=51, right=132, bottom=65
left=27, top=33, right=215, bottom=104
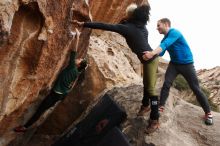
left=71, top=20, right=84, bottom=27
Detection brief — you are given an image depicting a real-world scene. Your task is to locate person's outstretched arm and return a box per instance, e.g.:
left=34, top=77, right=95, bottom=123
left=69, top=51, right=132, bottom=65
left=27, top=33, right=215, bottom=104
left=72, top=28, right=80, bottom=52
left=72, top=20, right=127, bottom=35
left=65, top=28, right=81, bottom=69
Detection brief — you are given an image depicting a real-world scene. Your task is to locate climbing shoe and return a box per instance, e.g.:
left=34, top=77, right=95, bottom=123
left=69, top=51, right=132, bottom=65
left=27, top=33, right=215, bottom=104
left=204, top=113, right=213, bottom=125
left=14, top=126, right=27, bottom=133
left=145, top=119, right=159, bottom=134
left=137, top=105, right=150, bottom=116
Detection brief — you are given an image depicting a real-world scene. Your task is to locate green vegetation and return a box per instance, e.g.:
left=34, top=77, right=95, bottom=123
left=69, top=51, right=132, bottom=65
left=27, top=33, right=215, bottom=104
left=173, top=75, right=189, bottom=91
left=201, top=86, right=210, bottom=98
left=173, top=75, right=219, bottom=112
left=215, top=80, right=220, bottom=85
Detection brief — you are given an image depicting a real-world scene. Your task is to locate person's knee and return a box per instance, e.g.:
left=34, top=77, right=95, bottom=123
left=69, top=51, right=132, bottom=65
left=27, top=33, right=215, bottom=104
left=145, top=88, right=157, bottom=97
left=148, top=90, right=157, bottom=97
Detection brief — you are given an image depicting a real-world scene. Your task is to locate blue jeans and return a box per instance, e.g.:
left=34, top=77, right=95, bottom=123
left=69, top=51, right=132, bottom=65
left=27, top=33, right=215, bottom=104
left=160, top=62, right=211, bottom=113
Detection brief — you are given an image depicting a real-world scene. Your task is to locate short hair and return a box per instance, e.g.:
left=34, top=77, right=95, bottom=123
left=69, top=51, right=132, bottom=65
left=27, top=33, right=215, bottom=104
left=126, top=3, right=137, bottom=18
left=158, top=18, right=171, bottom=27
left=132, top=4, right=151, bottom=25
left=78, top=59, right=88, bottom=72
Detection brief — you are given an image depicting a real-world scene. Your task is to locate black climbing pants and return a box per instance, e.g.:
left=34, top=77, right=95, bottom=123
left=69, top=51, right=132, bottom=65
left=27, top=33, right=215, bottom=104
left=24, top=91, right=65, bottom=128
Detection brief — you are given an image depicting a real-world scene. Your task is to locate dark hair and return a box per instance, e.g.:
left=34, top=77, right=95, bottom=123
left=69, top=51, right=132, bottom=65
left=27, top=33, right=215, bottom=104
left=158, top=18, right=171, bottom=27
left=131, top=4, right=151, bottom=25
left=78, top=59, right=88, bottom=72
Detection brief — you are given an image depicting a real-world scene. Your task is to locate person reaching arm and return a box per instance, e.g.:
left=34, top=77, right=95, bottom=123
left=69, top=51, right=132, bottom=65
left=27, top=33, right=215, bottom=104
left=72, top=4, right=160, bottom=134
left=145, top=18, right=213, bottom=126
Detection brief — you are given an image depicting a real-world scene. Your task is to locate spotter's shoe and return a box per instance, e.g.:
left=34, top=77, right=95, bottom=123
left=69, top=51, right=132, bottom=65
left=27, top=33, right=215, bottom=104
left=137, top=105, right=150, bottom=117
left=145, top=119, right=159, bottom=134
left=204, top=113, right=213, bottom=125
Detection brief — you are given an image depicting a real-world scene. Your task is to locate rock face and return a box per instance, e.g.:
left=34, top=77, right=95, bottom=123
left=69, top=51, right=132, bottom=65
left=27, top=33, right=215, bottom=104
left=89, top=0, right=148, bottom=23
left=1, top=0, right=219, bottom=146
left=0, top=0, right=91, bottom=145
left=0, top=0, right=148, bottom=145
left=107, top=85, right=220, bottom=146
left=197, top=67, right=220, bottom=109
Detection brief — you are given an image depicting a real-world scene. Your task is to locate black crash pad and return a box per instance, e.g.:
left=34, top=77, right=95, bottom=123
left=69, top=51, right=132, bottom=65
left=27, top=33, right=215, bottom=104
left=52, top=94, right=128, bottom=146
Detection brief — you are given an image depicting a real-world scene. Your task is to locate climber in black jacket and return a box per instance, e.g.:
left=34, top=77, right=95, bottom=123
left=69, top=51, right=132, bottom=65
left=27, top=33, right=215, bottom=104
left=72, top=3, right=159, bottom=134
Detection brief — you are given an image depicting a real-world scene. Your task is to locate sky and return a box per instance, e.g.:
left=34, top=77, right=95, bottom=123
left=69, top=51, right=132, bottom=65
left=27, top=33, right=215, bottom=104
left=147, top=0, right=220, bottom=70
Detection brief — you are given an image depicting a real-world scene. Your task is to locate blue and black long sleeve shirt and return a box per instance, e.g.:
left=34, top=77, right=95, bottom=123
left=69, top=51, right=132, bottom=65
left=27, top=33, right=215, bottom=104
left=159, top=28, right=194, bottom=64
